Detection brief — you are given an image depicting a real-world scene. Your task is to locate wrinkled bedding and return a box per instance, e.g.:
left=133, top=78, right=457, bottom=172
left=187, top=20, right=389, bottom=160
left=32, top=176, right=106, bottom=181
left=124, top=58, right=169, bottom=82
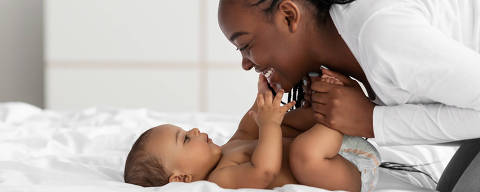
left=0, top=103, right=458, bottom=192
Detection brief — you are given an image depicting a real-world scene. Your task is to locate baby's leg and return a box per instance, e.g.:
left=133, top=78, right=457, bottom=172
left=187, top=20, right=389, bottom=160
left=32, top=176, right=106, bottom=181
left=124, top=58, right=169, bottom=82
left=289, top=124, right=361, bottom=192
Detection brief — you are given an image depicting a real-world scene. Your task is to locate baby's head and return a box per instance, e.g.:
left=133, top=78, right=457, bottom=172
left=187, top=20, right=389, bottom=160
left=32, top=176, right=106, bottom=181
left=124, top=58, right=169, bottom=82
left=124, top=124, right=222, bottom=187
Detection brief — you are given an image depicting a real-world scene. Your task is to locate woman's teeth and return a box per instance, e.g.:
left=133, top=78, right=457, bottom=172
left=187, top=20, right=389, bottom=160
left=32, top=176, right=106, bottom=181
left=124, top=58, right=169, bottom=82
left=261, top=68, right=282, bottom=91
left=263, top=68, right=275, bottom=86
left=263, top=68, right=273, bottom=79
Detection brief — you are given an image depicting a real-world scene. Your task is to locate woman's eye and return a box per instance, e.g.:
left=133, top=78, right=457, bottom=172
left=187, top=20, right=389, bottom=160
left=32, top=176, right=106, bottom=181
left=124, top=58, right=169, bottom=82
left=237, top=40, right=254, bottom=54
left=238, top=44, right=249, bottom=52
left=184, top=135, right=189, bottom=143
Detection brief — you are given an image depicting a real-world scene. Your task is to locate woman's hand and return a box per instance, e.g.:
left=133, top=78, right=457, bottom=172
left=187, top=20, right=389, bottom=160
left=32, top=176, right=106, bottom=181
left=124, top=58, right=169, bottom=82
left=310, top=69, right=376, bottom=138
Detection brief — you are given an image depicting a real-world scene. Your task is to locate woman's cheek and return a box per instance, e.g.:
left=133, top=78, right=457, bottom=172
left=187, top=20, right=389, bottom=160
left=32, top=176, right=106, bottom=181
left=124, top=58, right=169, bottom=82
left=250, top=49, right=269, bottom=68
left=248, top=52, right=259, bottom=67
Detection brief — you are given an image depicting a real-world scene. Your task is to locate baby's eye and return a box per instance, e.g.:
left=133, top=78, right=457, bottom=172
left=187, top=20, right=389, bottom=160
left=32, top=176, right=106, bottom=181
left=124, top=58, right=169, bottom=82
left=184, top=135, right=190, bottom=143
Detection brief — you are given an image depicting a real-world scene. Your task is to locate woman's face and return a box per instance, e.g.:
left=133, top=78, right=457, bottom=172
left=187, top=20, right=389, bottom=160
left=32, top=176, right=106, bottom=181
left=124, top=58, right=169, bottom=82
left=218, top=0, right=314, bottom=92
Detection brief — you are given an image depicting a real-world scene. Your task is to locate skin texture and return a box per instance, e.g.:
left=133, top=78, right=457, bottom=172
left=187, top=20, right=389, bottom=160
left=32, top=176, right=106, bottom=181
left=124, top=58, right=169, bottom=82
left=218, top=0, right=377, bottom=138
left=139, top=75, right=361, bottom=191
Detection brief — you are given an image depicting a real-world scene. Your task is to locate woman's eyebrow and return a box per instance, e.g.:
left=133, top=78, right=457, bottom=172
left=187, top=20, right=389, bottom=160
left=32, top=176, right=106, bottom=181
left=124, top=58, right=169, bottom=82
left=229, top=31, right=249, bottom=42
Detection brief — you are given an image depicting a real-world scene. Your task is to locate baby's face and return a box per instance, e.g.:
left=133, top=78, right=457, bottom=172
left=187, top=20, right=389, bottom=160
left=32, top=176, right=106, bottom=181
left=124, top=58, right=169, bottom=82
left=144, top=124, right=222, bottom=180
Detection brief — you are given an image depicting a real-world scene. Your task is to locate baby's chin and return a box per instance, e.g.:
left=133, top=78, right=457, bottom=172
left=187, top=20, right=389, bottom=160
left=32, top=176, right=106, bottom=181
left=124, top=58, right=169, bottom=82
left=211, top=144, right=222, bottom=157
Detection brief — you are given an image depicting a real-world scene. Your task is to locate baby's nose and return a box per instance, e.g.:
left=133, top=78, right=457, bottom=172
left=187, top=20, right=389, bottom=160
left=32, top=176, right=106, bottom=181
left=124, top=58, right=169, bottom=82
left=192, top=128, right=200, bottom=135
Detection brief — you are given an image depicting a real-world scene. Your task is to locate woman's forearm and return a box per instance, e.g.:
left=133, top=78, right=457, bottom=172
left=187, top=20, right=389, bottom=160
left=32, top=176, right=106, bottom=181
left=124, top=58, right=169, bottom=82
left=282, top=107, right=316, bottom=131
left=374, top=104, right=480, bottom=145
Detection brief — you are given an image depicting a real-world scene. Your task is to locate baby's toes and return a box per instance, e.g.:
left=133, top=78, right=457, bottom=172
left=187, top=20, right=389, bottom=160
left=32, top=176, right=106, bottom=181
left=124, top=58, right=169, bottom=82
left=321, top=74, right=344, bottom=86
left=332, top=78, right=344, bottom=86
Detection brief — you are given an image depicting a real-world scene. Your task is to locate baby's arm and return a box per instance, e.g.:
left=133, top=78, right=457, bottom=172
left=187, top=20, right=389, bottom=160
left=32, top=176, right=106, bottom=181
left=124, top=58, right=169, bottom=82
left=209, top=89, right=295, bottom=189
left=230, top=75, right=312, bottom=141
left=232, top=104, right=310, bottom=141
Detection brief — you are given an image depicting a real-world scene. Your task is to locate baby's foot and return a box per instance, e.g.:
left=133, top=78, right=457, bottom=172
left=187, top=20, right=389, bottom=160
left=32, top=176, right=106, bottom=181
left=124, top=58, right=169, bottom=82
left=321, top=74, right=344, bottom=86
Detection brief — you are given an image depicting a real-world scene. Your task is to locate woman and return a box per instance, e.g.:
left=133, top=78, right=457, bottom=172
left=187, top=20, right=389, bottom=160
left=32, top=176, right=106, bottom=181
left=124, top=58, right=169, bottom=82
left=218, top=0, right=480, bottom=191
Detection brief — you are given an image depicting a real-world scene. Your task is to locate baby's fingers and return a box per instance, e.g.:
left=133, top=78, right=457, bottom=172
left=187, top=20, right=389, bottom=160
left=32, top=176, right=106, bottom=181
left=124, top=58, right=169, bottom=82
left=257, top=74, right=269, bottom=93
left=256, top=93, right=265, bottom=107
left=263, top=89, right=273, bottom=104
left=273, top=89, right=285, bottom=106
left=281, top=101, right=296, bottom=112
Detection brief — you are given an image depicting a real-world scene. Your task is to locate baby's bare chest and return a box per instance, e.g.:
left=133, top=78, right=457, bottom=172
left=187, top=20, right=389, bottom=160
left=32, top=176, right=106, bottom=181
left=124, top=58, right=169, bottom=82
left=220, top=140, right=257, bottom=165
left=217, top=138, right=293, bottom=168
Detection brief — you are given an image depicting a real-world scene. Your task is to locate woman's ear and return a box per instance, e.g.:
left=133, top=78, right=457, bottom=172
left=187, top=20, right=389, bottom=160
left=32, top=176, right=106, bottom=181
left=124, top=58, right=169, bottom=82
left=168, top=171, right=193, bottom=183
left=277, top=0, right=301, bottom=33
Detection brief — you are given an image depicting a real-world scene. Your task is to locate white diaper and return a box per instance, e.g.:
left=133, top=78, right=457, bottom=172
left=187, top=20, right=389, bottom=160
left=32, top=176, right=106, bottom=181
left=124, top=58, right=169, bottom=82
left=338, top=135, right=381, bottom=192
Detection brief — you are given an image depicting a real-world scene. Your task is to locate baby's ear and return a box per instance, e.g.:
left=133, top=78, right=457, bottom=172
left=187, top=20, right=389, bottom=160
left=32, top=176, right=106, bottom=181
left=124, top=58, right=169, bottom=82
left=168, top=172, right=193, bottom=183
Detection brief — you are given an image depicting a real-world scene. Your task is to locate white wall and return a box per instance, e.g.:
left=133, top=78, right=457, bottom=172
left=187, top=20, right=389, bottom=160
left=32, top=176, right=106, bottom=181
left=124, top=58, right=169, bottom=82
left=0, top=0, right=44, bottom=107
left=46, top=0, right=258, bottom=114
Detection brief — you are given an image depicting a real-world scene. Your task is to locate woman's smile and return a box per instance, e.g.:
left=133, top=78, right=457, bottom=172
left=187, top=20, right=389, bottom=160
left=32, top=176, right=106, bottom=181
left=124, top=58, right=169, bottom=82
left=256, top=67, right=282, bottom=92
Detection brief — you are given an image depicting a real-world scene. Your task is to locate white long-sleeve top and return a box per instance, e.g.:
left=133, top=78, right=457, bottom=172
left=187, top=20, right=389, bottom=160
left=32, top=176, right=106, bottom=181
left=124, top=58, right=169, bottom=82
left=330, top=0, right=480, bottom=146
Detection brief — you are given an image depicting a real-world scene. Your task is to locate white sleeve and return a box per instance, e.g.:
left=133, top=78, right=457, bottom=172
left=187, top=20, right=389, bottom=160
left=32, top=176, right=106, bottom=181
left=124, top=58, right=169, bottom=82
left=358, top=6, right=480, bottom=145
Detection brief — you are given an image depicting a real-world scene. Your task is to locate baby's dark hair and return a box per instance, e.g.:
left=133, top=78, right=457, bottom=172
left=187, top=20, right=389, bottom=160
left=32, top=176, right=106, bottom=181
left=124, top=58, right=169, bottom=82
left=124, top=128, right=169, bottom=187
left=252, top=0, right=355, bottom=25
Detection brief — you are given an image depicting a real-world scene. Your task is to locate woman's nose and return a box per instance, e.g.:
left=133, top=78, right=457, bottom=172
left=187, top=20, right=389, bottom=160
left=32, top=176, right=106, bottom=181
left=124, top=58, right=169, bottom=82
left=242, top=58, right=254, bottom=71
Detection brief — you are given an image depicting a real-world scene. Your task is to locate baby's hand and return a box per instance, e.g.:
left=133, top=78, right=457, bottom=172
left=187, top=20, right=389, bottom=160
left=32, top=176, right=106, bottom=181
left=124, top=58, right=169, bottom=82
left=249, top=89, right=296, bottom=127
left=257, top=74, right=271, bottom=94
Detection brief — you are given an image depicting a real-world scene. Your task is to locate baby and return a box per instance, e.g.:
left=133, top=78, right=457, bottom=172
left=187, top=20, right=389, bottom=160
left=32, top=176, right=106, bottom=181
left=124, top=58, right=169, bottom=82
left=124, top=73, right=380, bottom=192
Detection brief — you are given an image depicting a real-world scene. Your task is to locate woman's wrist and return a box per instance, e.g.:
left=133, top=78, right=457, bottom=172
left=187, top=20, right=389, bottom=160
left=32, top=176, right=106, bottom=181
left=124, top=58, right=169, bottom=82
left=365, top=103, right=375, bottom=138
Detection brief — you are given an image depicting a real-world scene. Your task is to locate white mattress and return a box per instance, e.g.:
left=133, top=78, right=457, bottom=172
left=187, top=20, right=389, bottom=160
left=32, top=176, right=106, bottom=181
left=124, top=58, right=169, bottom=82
left=0, top=103, right=458, bottom=192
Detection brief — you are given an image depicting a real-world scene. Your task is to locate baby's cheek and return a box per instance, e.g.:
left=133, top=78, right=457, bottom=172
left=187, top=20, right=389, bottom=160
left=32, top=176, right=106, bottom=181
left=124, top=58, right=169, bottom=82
left=194, top=142, right=212, bottom=154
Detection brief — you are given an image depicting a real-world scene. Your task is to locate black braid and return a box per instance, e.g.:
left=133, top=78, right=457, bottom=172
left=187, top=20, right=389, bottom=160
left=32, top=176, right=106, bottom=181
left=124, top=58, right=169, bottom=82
left=292, top=85, right=297, bottom=104
left=269, top=80, right=304, bottom=111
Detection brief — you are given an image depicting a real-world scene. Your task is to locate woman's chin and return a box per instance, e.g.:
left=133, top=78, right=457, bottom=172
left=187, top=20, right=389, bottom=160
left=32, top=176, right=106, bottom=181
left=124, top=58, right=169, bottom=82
left=265, top=68, right=297, bottom=93
left=268, top=81, right=282, bottom=93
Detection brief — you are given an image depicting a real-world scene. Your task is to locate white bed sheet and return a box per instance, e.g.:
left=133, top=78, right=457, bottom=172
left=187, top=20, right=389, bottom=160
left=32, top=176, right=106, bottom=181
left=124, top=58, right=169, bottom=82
left=0, top=103, right=458, bottom=192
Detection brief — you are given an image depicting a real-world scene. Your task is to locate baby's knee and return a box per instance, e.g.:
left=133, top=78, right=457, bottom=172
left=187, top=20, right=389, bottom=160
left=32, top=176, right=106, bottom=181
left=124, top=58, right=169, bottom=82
left=289, top=138, right=321, bottom=173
